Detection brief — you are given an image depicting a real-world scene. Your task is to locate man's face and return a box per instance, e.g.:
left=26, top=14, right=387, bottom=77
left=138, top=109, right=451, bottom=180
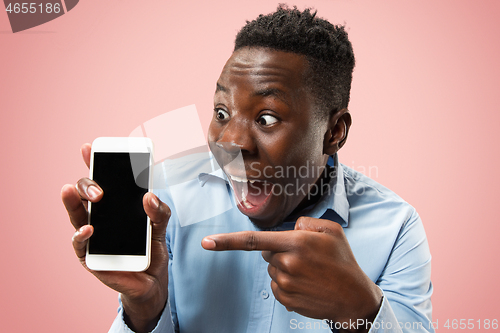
left=208, top=47, right=330, bottom=229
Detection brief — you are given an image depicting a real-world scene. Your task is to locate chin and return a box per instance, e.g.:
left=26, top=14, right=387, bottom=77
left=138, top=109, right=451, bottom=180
left=239, top=205, right=288, bottom=230
left=247, top=216, right=284, bottom=230
left=231, top=181, right=298, bottom=229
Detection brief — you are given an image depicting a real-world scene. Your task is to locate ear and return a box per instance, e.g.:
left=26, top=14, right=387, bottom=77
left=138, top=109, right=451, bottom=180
left=323, top=108, right=352, bottom=155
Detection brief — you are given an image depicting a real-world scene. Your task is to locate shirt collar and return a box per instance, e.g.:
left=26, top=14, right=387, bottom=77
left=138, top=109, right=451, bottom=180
left=196, top=153, right=350, bottom=227
left=321, top=154, right=350, bottom=227
left=197, top=152, right=228, bottom=186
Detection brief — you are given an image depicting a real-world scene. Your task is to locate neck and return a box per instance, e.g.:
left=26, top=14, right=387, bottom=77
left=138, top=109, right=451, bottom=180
left=290, top=163, right=333, bottom=216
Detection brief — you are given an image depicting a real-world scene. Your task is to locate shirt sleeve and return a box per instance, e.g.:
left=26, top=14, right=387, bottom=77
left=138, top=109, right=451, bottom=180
left=368, top=210, right=434, bottom=333
left=107, top=295, right=176, bottom=333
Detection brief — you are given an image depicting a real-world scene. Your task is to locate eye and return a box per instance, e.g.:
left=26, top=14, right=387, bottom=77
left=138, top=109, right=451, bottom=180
left=215, top=108, right=230, bottom=121
left=258, top=114, right=278, bottom=126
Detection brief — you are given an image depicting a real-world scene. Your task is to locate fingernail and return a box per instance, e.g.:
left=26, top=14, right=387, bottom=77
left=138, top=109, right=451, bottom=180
left=87, top=185, right=101, bottom=199
left=150, top=195, right=159, bottom=209
left=202, top=237, right=216, bottom=250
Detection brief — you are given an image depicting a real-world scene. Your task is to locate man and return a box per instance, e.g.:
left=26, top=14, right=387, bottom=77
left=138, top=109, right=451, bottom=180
left=62, top=6, right=433, bottom=333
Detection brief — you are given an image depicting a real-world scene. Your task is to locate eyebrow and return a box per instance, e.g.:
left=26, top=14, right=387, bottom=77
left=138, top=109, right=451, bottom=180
left=254, top=88, right=285, bottom=99
left=215, top=83, right=289, bottom=106
left=215, top=83, right=226, bottom=93
left=254, top=88, right=289, bottom=105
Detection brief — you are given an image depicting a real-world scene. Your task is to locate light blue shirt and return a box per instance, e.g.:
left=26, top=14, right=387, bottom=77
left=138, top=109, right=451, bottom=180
left=109, top=153, right=433, bottom=333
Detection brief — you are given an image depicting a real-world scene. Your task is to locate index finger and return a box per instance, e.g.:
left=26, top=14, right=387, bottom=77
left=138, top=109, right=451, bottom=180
left=81, top=143, right=91, bottom=169
left=201, top=230, right=294, bottom=252
left=61, top=184, right=88, bottom=230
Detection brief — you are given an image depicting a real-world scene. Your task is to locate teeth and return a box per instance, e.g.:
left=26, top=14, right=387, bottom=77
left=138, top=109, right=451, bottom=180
left=241, top=187, right=254, bottom=209
left=228, top=173, right=258, bottom=210
left=230, top=174, right=257, bottom=183
left=230, top=174, right=247, bottom=182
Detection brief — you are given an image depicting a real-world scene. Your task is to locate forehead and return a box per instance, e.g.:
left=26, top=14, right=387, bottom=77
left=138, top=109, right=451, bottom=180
left=218, top=47, right=309, bottom=91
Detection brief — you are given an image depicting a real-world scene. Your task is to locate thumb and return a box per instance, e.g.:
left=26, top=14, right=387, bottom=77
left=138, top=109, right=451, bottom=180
left=144, top=193, right=171, bottom=243
left=294, top=216, right=342, bottom=234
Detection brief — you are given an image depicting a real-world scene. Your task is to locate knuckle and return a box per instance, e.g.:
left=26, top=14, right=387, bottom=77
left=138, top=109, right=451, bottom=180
left=275, top=272, right=294, bottom=292
left=152, top=234, right=167, bottom=244
left=162, top=203, right=171, bottom=219
left=296, top=216, right=312, bottom=228
left=245, top=232, right=258, bottom=251
left=295, top=217, right=306, bottom=229
left=75, top=178, right=87, bottom=191
left=267, top=263, right=274, bottom=276
left=327, top=222, right=343, bottom=236
left=280, top=255, right=299, bottom=275
left=272, top=286, right=292, bottom=310
left=296, top=216, right=309, bottom=224
left=76, top=178, right=90, bottom=198
left=72, top=233, right=85, bottom=247
left=270, top=280, right=282, bottom=300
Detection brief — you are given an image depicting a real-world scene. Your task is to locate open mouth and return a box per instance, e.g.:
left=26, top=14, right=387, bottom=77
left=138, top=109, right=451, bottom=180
left=227, top=174, right=275, bottom=214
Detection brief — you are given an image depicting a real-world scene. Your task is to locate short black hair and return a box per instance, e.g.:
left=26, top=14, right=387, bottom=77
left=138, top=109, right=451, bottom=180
left=234, top=4, right=355, bottom=117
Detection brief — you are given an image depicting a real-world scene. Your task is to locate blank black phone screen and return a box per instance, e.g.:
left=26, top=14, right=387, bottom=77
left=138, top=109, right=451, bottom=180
left=88, top=152, right=149, bottom=255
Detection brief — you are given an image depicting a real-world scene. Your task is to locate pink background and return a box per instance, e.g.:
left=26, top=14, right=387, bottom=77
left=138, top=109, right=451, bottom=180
left=1, top=0, right=499, bottom=331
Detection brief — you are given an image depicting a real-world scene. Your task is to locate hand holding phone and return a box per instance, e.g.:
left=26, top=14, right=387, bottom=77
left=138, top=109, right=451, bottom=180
left=86, top=137, right=153, bottom=272
left=61, top=140, right=171, bottom=331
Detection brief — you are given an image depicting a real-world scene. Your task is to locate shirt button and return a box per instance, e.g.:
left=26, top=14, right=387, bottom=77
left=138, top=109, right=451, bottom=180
left=261, top=290, right=269, bottom=299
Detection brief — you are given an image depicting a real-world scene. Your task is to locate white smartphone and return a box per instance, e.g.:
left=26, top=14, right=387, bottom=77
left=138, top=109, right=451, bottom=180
left=86, top=137, right=154, bottom=272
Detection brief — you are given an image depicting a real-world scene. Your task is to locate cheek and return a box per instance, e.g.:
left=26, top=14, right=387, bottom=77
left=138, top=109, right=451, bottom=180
left=258, top=133, right=291, bottom=164
left=281, top=132, right=326, bottom=178
left=207, top=120, right=219, bottom=144
left=300, top=122, right=327, bottom=156
left=289, top=129, right=324, bottom=160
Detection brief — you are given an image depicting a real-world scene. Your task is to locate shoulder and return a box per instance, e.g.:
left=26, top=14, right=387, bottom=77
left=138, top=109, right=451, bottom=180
left=341, top=163, right=417, bottom=223
left=338, top=164, right=430, bottom=283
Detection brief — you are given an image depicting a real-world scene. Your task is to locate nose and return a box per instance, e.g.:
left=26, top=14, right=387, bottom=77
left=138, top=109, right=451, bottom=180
left=216, top=118, right=256, bottom=156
